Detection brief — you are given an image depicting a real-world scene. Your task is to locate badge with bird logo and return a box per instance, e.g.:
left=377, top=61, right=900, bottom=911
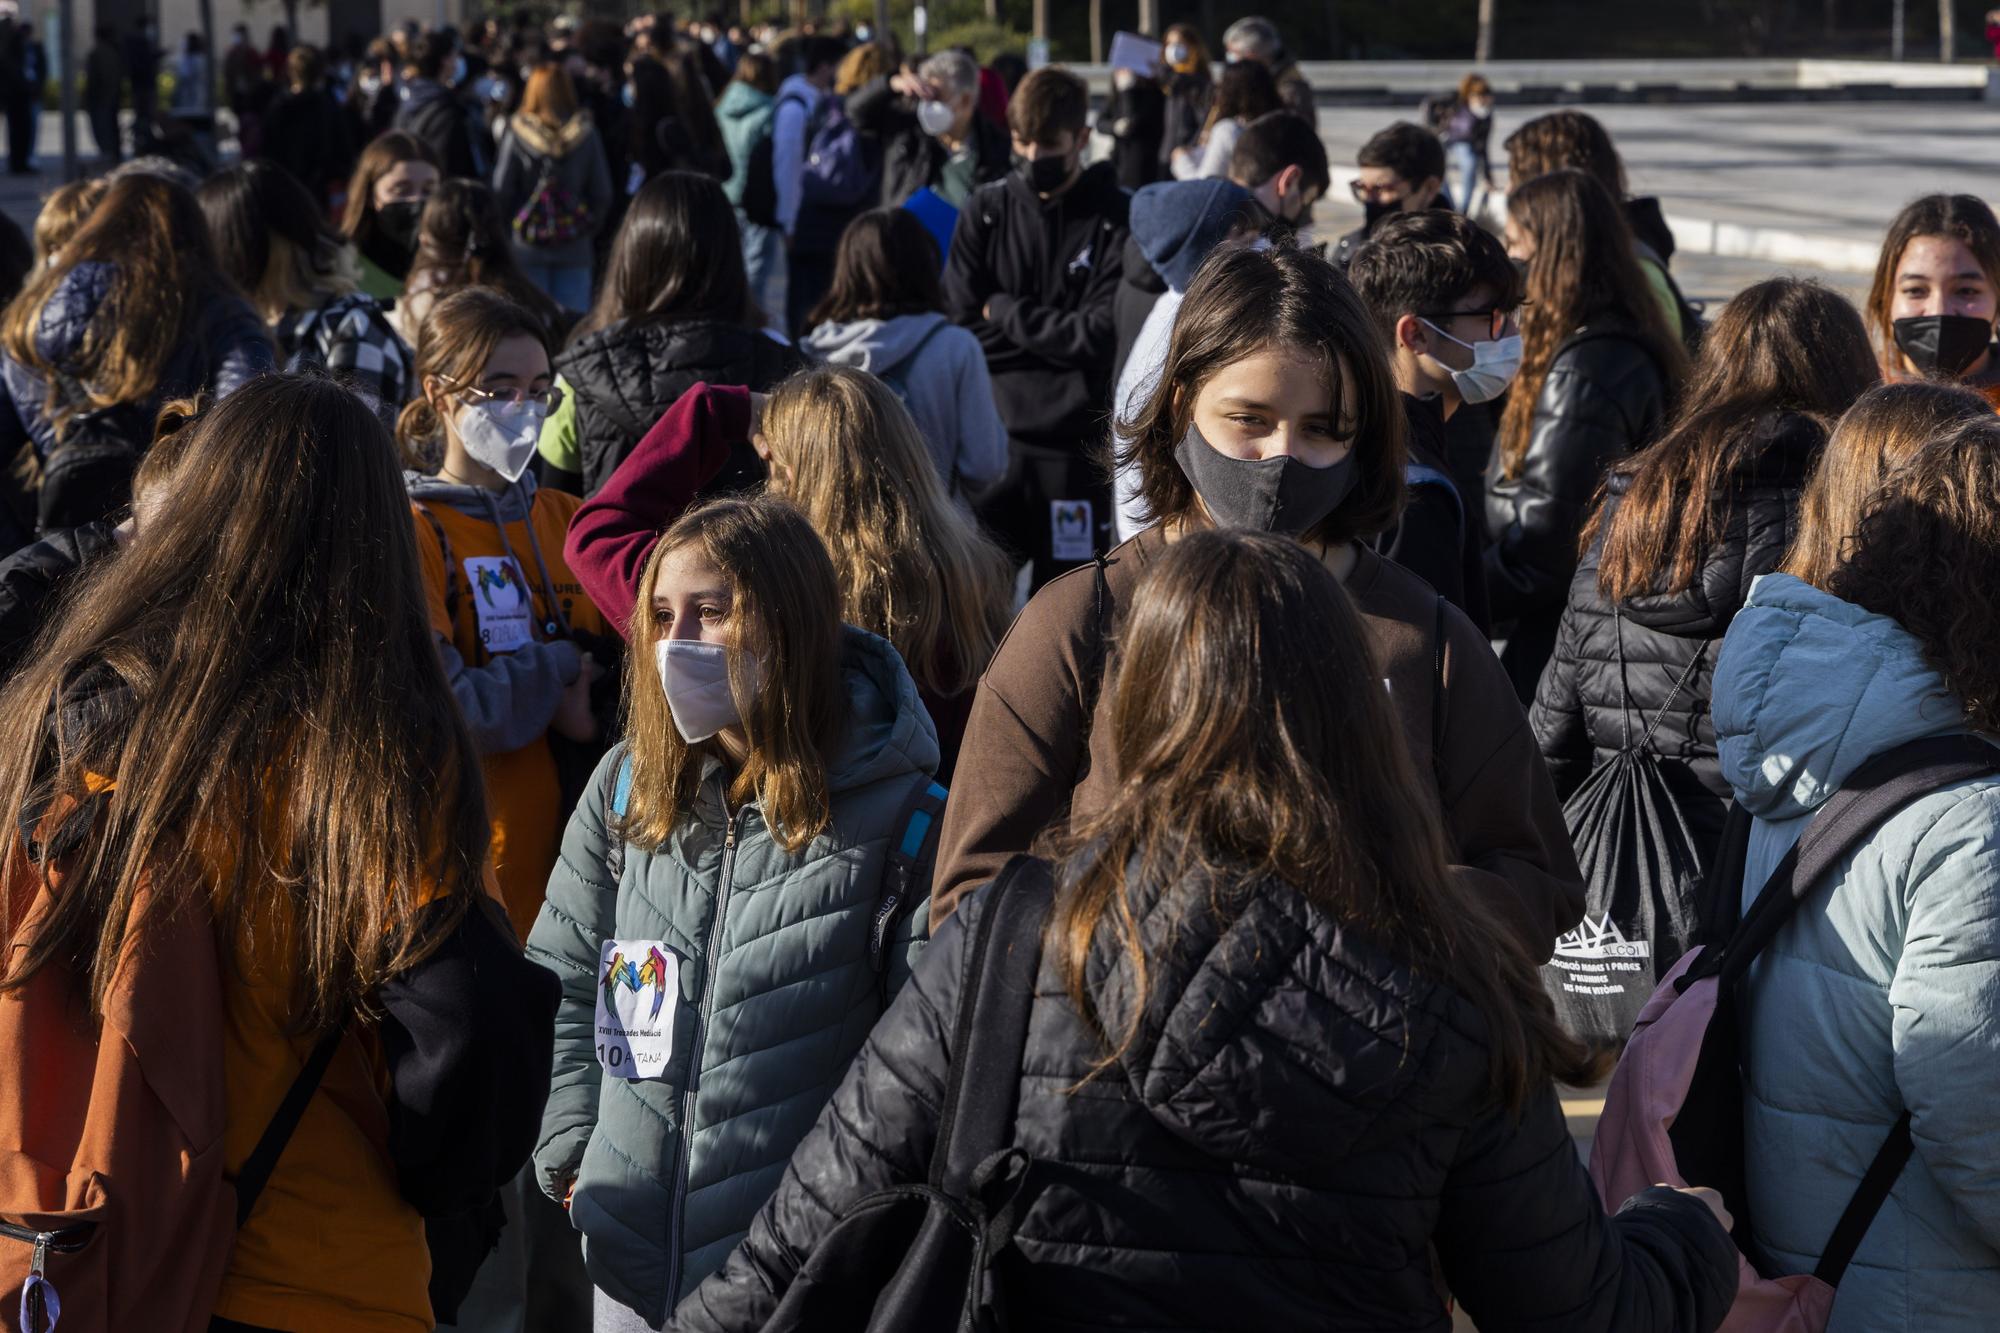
left=594, top=938, right=679, bottom=1078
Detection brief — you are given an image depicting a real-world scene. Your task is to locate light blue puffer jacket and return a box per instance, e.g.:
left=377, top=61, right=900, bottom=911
left=526, top=628, right=940, bottom=1327
left=1714, top=573, right=2000, bottom=1332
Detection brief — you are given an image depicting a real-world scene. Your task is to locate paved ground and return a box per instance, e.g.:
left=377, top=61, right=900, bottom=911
left=1316, top=99, right=2000, bottom=276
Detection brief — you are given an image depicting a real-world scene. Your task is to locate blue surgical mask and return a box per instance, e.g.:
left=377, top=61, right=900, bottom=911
left=621, top=81, right=635, bottom=108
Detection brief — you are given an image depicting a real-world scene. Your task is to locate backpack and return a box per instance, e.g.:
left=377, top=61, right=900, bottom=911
left=513, top=149, right=591, bottom=248
left=35, top=408, right=150, bottom=537
left=1635, top=239, right=1708, bottom=356
left=1541, top=615, right=1710, bottom=1046
left=739, top=131, right=779, bottom=229
left=748, top=854, right=1052, bottom=1332
left=800, top=99, right=879, bottom=214
left=604, top=756, right=948, bottom=1003
left=1589, top=734, right=2000, bottom=1331
left=874, top=321, right=948, bottom=414
left=0, top=801, right=340, bottom=1333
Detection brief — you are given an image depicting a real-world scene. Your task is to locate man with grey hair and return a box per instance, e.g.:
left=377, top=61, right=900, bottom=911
left=847, top=47, right=1010, bottom=209
left=1222, top=16, right=1316, bottom=123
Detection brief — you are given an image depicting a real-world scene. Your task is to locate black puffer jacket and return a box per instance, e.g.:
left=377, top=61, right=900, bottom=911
left=555, top=318, right=805, bottom=497
left=1529, top=411, right=1823, bottom=859
left=675, top=871, right=1739, bottom=1332
left=1486, top=317, right=1671, bottom=700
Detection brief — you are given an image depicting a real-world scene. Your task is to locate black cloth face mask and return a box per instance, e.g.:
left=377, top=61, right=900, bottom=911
left=1016, top=152, right=1074, bottom=195
left=1893, top=314, right=1994, bottom=379
left=1173, top=424, right=1358, bottom=536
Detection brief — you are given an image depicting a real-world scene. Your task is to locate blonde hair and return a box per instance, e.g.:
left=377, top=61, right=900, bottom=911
left=33, top=178, right=107, bottom=266
left=760, top=367, right=1013, bottom=697
left=1783, top=380, right=1995, bottom=588
left=835, top=42, right=892, bottom=96
left=394, top=287, right=549, bottom=469
left=619, top=497, right=845, bottom=855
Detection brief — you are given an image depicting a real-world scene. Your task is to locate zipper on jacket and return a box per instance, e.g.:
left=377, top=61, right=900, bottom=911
left=662, top=806, right=742, bottom=1307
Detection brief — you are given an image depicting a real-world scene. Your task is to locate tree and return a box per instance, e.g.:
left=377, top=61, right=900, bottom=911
left=1089, top=0, right=1102, bottom=60
left=1940, top=0, right=1955, bottom=59
left=1476, top=0, right=1496, bottom=61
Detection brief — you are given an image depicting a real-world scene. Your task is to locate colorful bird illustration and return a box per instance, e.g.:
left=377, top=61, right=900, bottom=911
left=637, top=946, right=672, bottom=1021
left=601, top=949, right=627, bottom=1008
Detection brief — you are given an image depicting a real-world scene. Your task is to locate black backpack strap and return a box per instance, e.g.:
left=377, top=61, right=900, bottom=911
left=929, top=854, right=1054, bottom=1195
left=1430, top=594, right=1447, bottom=786
left=236, top=1020, right=347, bottom=1227
left=1813, top=1110, right=1914, bottom=1286
left=1713, top=734, right=2000, bottom=993
left=871, top=778, right=950, bottom=993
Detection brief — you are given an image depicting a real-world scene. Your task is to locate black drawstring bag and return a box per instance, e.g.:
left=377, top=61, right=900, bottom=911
left=1543, top=614, right=1709, bottom=1047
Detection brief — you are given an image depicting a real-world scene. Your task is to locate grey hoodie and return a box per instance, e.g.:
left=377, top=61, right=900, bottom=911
left=407, top=470, right=581, bottom=755
left=802, top=311, right=1008, bottom=498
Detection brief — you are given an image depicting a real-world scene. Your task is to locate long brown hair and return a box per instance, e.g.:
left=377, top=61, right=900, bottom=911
left=1825, top=417, right=2000, bottom=733
left=404, top=179, right=562, bottom=335
left=340, top=129, right=440, bottom=243
left=1116, top=243, right=1406, bottom=549
left=806, top=208, right=944, bottom=328
left=1044, top=530, right=1594, bottom=1109
left=1589, top=278, right=1878, bottom=601
left=1, top=174, right=227, bottom=442
left=1504, top=109, right=1626, bottom=199
left=1863, top=193, right=2000, bottom=378
left=396, top=287, right=551, bottom=468
left=760, top=367, right=1012, bottom=697
left=0, top=375, right=488, bottom=1032
left=1499, top=169, right=1687, bottom=479
left=1201, top=59, right=1280, bottom=136
left=572, top=170, right=749, bottom=340
left=518, top=61, right=580, bottom=127
left=619, top=497, right=846, bottom=855
left=1783, top=380, right=1994, bottom=588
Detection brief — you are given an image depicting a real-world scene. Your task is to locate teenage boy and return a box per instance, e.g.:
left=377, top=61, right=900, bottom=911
left=1334, top=120, right=1447, bottom=270
left=944, top=65, right=1129, bottom=591
left=1348, top=208, right=1524, bottom=632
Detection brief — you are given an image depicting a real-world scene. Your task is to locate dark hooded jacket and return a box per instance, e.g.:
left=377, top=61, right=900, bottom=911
left=394, top=76, right=487, bottom=179
left=553, top=317, right=804, bottom=496
left=1529, top=410, right=1823, bottom=859
left=844, top=75, right=1010, bottom=209
left=673, top=870, right=1739, bottom=1332
left=942, top=162, right=1129, bottom=450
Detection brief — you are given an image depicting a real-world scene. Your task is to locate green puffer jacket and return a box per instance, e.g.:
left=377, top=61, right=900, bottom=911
left=526, top=628, right=941, bottom=1325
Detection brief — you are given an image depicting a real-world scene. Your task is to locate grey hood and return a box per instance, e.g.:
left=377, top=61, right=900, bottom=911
left=803, top=311, right=950, bottom=376
left=405, top=469, right=540, bottom=523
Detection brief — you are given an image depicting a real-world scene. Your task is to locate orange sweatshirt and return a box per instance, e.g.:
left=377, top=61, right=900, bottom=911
left=409, top=479, right=609, bottom=937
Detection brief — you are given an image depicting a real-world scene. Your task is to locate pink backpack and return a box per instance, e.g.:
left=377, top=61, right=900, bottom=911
left=1589, top=734, right=2000, bottom=1331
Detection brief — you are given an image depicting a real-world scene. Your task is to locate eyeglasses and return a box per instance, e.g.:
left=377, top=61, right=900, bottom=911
left=1350, top=178, right=1409, bottom=204
left=454, top=381, right=565, bottom=412
left=1424, top=306, right=1527, bottom=340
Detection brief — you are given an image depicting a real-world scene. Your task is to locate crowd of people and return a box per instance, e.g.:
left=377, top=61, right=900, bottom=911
left=2, top=11, right=2000, bottom=1333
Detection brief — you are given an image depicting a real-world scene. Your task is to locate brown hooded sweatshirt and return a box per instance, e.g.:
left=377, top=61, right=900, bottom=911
left=930, top=528, right=1584, bottom=961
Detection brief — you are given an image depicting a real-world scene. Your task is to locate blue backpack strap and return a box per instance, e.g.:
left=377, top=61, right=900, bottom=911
left=604, top=753, right=634, bottom=885
left=870, top=779, right=949, bottom=992
left=1403, top=461, right=1464, bottom=532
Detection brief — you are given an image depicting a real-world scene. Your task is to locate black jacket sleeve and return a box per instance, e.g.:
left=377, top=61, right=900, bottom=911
left=1377, top=483, right=1469, bottom=617
left=1485, top=335, right=1665, bottom=627
left=1436, top=1083, right=1739, bottom=1332
left=0, top=521, right=118, bottom=678
left=1529, top=588, right=1594, bottom=803
left=672, top=897, right=969, bottom=1331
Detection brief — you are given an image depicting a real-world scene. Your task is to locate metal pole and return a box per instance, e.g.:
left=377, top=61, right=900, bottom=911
left=1891, top=0, right=1905, bottom=60
left=1940, top=0, right=1955, bottom=61
left=57, top=0, right=74, bottom=179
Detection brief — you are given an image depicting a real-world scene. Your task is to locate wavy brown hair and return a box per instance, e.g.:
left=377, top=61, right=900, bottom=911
left=1825, top=417, right=2000, bottom=733
left=1587, top=278, right=1877, bottom=601
left=760, top=367, right=1013, bottom=698
left=404, top=179, right=563, bottom=335
left=1115, top=243, right=1406, bottom=549
left=619, top=497, right=846, bottom=855
left=1499, top=170, right=1687, bottom=479
left=1044, top=530, right=1595, bottom=1110
left=572, top=170, right=749, bottom=340
left=806, top=208, right=944, bottom=328
left=1, top=174, right=227, bottom=443
left=1783, top=380, right=1994, bottom=589
left=1863, top=193, right=2000, bottom=379
left=0, top=375, right=489, bottom=1033
left=1504, top=109, right=1626, bottom=199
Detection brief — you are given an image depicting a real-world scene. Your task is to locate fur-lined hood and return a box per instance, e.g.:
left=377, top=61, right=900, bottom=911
left=507, top=109, right=595, bottom=159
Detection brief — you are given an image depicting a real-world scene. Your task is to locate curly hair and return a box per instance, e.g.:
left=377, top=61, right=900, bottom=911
left=1504, top=109, right=1626, bottom=199
left=1825, top=416, right=2000, bottom=733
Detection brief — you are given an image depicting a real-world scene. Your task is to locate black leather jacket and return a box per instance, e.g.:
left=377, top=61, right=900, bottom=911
left=1486, top=318, right=1671, bottom=699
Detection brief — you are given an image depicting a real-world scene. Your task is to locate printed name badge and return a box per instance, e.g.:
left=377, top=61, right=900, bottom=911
left=1050, top=499, right=1096, bottom=562
left=595, top=938, right=679, bottom=1080
left=463, top=555, right=533, bottom=653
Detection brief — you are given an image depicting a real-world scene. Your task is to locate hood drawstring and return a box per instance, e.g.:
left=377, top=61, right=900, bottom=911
left=476, top=483, right=572, bottom=642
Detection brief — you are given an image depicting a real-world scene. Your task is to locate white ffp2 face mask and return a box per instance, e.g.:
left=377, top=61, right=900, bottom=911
left=456, top=399, right=546, bottom=483
left=917, top=98, right=955, bottom=137
left=655, top=639, right=760, bottom=743
left=1419, top=322, right=1524, bottom=405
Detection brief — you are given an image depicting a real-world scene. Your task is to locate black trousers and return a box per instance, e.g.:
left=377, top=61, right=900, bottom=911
left=974, top=439, right=1114, bottom=593
left=7, top=95, right=32, bottom=171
